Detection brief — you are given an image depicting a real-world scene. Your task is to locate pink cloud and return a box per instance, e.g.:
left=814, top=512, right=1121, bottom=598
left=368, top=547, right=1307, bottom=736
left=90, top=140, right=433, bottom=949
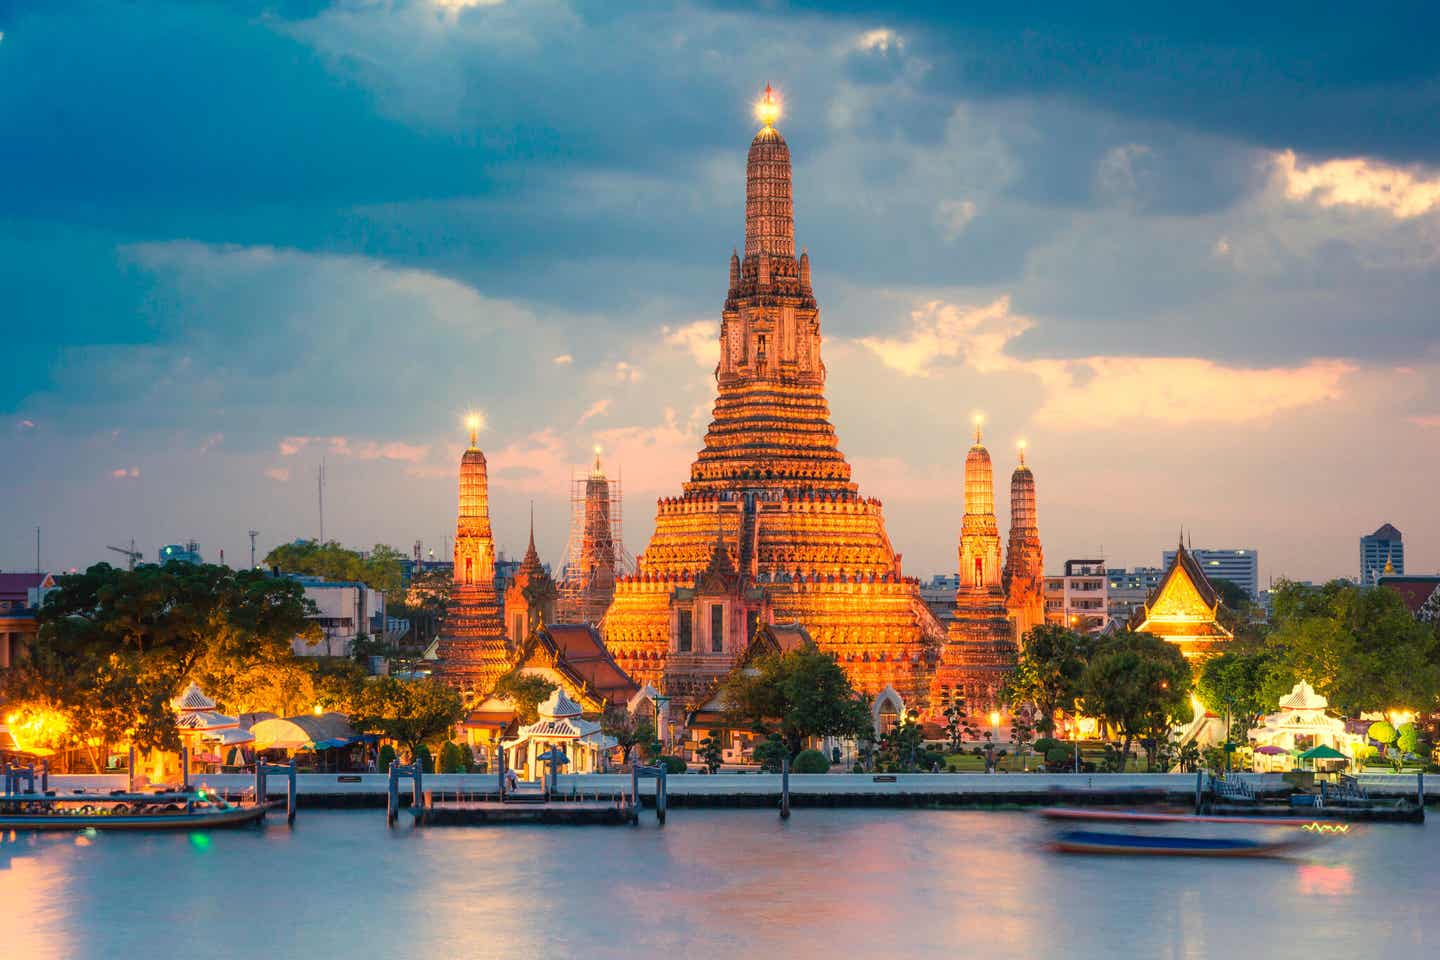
left=279, top=436, right=310, bottom=456
left=1409, top=414, right=1440, bottom=428
left=111, top=467, right=140, bottom=479
left=264, top=466, right=291, bottom=482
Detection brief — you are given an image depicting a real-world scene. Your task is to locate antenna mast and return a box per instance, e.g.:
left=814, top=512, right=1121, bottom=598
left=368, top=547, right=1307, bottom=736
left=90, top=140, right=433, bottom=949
left=249, top=530, right=259, bottom=569
left=318, top=459, right=326, bottom=543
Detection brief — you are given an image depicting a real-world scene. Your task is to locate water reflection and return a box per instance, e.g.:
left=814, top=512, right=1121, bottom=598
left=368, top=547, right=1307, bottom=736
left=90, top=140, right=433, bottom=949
left=0, top=811, right=1433, bottom=959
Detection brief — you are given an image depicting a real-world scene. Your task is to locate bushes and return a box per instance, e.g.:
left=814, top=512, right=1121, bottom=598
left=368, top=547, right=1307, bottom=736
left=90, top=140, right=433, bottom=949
left=377, top=744, right=397, bottom=770
left=1044, top=746, right=1071, bottom=769
left=1034, top=737, right=1062, bottom=758
left=793, top=748, right=830, bottom=773
left=413, top=744, right=434, bottom=774
left=754, top=736, right=788, bottom=773
left=438, top=741, right=466, bottom=774
left=658, top=755, right=687, bottom=775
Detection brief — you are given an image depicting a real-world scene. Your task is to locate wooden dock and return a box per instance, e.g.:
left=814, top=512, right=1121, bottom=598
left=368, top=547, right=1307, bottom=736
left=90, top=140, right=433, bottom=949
left=414, top=800, right=637, bottom=826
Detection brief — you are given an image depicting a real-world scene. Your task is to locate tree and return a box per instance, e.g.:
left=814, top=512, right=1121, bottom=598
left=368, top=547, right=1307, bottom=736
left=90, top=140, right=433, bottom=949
left=698, top=735, right=724, bottom=774
left=1079, top=631, right=1193, bottom=770
left=1195, top=650, right=1288, bottom=746
left=3, top=561, right=318, bottom=761
left=1003, top=624, right=1096, bottom=734
left=439, top=740, right=467, bottom=773
left=263, top=540, right=404, bottom=599
left=1266, top=580, right=1440, bottom=715
left=491, top=672, right=558, bottom=724
left=349, top=676, right=464, bottom=759
left=720, top=644, right=872, bottom=756
left=942, top=697, right=979, bottom=753
left=601, top=708, right=656, bottom=765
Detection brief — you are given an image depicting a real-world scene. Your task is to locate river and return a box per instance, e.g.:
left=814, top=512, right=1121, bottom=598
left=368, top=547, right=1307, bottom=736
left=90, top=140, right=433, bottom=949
left=2, top=809, right=1434, bottom=958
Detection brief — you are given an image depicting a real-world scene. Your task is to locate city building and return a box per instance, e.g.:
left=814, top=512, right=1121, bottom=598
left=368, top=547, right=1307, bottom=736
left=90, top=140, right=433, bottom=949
left=1003, top=443, right=1046, bottom=643
left=285, top=575, right=391, bottom=658
left=1128, top=539, right=1233, bottom=659
left=157, top=541, right=202, bottom=565
left=0, top=572, right=56, bottom=673
left=1162, top=547, right=1258, bottom=598
left=433, top=418, right=510, bottom=697
left=600, top=86, right=948, bottom=729
left=1045, top=560, right=1109, bottom=632
left=1106, top=566, right=1164, bottom=626
left=1359, top=523, right=1404, bottom=586
left=919, top=574, right=960, bottom=629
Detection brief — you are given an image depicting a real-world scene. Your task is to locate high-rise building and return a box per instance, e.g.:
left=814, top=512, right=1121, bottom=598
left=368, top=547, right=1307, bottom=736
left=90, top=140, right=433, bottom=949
left=601, top=86, right=946, bottom=721
left=1359, top=523, right=1404, bottom=586
left=435, top=419, right=510, bottom=698
left=1162, top=547, right=1259, bottom=598
left=1003, top=442, right=1045, bottom=643
left=1106, top=566, right=1164, bottom=625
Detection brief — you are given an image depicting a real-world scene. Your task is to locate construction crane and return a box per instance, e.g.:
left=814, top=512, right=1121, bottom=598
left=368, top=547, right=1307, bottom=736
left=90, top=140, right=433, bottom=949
left=106, top=539, right=143, bottom=570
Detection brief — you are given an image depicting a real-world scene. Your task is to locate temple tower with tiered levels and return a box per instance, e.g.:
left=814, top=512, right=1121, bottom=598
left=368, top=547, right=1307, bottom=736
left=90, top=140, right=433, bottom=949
left=1003, top=443, right=1046, bottom=643
left=603, top=86, right=945, bottom=711
left=436, top=419, right=511, bottom=698
left=932, top=420, right=1017, bottom=714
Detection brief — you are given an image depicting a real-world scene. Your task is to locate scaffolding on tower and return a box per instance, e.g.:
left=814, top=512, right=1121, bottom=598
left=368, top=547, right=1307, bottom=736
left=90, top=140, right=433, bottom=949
left=557, top=451, right=634, bottom=625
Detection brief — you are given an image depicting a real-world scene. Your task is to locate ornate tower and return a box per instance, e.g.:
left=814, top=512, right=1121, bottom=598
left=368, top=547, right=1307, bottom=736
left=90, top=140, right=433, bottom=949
left=436, top=418, right=510, bottom=697
left=1003, top=442, right=1046, bottom=642
left=603, top=85, right=944, bottom=713
left=558, top=450, right=625, bottom=624
left=504, top=507, right=558, bottom=649
left=933, top=418, right=1017, bottom=714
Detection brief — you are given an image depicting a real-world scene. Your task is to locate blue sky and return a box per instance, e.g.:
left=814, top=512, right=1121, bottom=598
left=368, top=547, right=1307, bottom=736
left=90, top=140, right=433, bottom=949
left=3, top=0, right=1439, bottom=583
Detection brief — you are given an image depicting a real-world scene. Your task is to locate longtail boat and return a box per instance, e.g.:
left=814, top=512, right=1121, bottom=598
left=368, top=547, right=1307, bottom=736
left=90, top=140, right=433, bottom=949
left=0, top=790, right=268, bottom=831
left=1039, top=807, right=1352, bottom=829
left=1049, top=829, right=1313, bottom=857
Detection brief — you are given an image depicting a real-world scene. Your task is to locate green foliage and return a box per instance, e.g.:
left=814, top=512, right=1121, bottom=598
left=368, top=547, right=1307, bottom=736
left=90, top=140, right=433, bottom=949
left=720, top=644, right=872, bottom=756
left=1033, top=737, right=1061, bottom=757
left=793, top=748, right=830, bottom=773
left=1080, top=631, right=1193, bottom=768
left=378, top=744, right=397, bottom=770
left=492, top=672, right=558, bottom=724
left=1004, top=624, right=1097, bottom=734
left=697, top=735, right=724, bottom=774
left=460, top=742, right=475, bottom=771
left=438, top=740, right=466, bottom=773
left=1396, top=723, right=1420, bottom=755
left=263, top=540, right=404, bottom=599
left=1044, top=746, right=1072, bottom=768
left=413, top=743, right=434, bottom=774
left=753, top=735, right=788, bottom=773
left=1196, top=650, right=1290, bottom=742
left=348, top=676, right=465, bottom=757
left=601, top=708, right=656, bottom=765
left=941, top=699, right=979, bottom=753
left=3, top=561, right=319, bottom=758
left=1265, top=579, right=1440, bottom=715
left=877, top=715, right=938, bottom=772
left=1368, top=721, right=1396, bottom=745
left=1201, top=745, right=1227, bottom=772
left=658, top=755, right=687, bottom=775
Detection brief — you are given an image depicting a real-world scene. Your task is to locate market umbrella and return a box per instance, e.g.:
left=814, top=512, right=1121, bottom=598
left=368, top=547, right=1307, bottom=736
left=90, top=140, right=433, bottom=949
left=1297, top=745, right=1347, bottom=761
left=1255, top=745, right=1289, bottom=756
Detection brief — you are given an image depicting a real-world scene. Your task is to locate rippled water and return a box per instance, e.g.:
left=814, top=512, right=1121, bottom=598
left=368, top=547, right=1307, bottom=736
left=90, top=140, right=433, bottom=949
left=2, top=809, right=1435, bottom=959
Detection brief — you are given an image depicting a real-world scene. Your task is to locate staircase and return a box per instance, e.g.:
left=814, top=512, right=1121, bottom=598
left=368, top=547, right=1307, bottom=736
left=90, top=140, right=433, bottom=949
left=738, top=493, right=759, bottom=577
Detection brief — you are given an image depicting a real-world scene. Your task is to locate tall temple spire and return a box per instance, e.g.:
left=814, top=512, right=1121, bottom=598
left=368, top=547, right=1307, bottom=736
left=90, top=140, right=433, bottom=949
left=436, top=420, right=509, bottom=697
left=744, top=85, right=794, bottom=260
left=1004, top=440, right=1045, bottom=643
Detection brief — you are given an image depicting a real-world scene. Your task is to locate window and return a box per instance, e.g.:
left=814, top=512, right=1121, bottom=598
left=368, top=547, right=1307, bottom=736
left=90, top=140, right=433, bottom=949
left=746, top=610, right=760, bottom=642
left=878, top=702, right=899, bottom=735
left=511, top=613, right=524, bottom=643
left=710, top=604, right=725, bottom=653
left=677, top=610, right=693, bottom=653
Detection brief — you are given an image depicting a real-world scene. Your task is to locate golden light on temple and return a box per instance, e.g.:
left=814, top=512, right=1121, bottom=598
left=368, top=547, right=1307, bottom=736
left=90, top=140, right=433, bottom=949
left=1016, top=437, right=1027, bottom=465
left=972, top=411, right=985, bottom=444
left=754, top=82, right=781, bottom=128
left=465, top=411, right=485, bottom=446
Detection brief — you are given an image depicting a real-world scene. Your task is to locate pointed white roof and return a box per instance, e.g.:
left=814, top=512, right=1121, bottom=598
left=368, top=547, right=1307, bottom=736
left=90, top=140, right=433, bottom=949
left=176, top=710, right=239, bottom=732
left=538, top=687, right=583, bottom=720
left=171, top=681, right=217, bottom=713
left=1277, top=680, right=1327, bottom=711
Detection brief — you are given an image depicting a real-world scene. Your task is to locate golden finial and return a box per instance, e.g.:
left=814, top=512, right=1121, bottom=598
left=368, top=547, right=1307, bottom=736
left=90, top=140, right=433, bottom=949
left=754, top=83, right=781, bottom=129
left=593, top=444, right=603, bottom=473
left=465, top=412, right=483, bottom=448
left=1017, top=438, right=1027, bottom=467
left=972, top=412, right=984, bottom=445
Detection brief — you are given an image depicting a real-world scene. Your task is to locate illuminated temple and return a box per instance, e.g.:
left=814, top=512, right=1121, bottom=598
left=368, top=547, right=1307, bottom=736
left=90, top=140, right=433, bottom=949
left=1003, top=442, right=1045, bottom=640
left=601, top=86, right=948, bottom=719
left=434, top=418, right=511, bottom=696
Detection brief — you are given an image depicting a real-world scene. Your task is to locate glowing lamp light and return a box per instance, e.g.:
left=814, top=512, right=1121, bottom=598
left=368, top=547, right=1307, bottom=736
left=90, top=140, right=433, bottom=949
left=754, top=83, right=781, bottom=128
left=988, top=710, right=1001, bottom=728
left=313, top=704, right=324, bottom=716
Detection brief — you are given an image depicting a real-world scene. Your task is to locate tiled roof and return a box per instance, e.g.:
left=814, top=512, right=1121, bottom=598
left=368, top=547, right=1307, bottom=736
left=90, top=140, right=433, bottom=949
left=1277, top=680, right=1328, bottom=711
left=537, top=687, right=584, bottom=719
left=0, top=572, right=50, bottom=598
left=175, top=710, right=239, bottom=731
left=171, top=682, right=218, bottom=712
left=539, top=624, right=639, bottom=707
left=1378, top=576, right=1440, bottom=615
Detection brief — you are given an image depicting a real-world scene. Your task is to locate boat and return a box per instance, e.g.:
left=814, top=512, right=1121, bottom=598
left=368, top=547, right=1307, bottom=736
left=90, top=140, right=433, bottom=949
left=0, top=790, right=268, bottom=831
left=1039, top=807, right=1350, bottom=828
left=1049, top=828, right=1313, bottom=858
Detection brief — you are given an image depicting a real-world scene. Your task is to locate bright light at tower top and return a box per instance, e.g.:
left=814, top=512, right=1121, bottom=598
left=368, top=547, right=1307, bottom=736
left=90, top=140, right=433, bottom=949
left=754, top=83, right=781, bottom=128
left=972, top=411, right=985, bottom=444
left=465, top=411, right=486, bottom=444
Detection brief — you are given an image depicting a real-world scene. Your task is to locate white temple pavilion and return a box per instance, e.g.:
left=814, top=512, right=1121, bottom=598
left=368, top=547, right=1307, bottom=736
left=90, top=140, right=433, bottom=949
left=1248, top=680, right=1362, bottom=772
left=502, top=688, right=616, bottom=780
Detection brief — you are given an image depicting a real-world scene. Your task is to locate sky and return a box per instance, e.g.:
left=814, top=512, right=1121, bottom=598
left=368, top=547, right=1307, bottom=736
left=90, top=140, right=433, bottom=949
left=3, top=0, right=1439, bottom=585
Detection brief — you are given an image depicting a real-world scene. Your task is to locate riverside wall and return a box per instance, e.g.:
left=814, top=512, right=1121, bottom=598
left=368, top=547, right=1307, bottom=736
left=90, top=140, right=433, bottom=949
left=38, top=771, right=1433, bottom=809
